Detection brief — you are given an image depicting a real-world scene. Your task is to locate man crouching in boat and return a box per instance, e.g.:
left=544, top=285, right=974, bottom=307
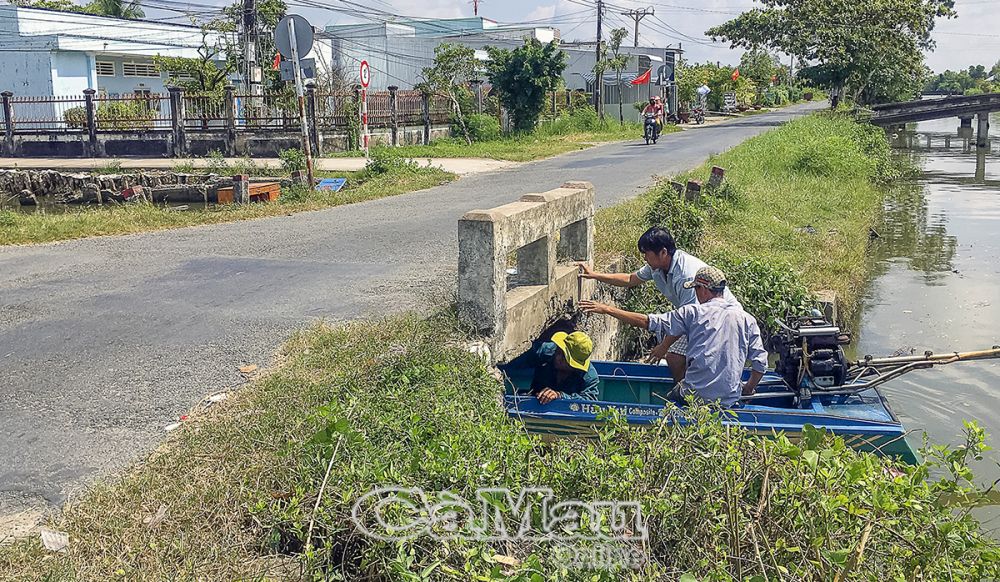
left=527, top=331, right=600, bottom=404
left=580, top=266, right=768, bottom=407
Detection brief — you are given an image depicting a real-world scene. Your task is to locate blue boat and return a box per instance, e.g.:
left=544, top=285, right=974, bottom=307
left=502, top=316, right=1000, bottom=465
left=502, top=360, right=921, bottom=464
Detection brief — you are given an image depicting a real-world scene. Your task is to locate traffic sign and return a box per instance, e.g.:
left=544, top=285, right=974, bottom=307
left=274, top=14, right=314, bottom=60
left=360, top=60, right=370, bottom=88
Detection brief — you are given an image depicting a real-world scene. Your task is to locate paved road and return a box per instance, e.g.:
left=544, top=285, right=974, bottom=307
left=0, top=102, right=821, bottom=522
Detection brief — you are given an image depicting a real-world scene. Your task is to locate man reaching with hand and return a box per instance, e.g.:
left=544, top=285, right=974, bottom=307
left=581, top=266, right=767, bottom=408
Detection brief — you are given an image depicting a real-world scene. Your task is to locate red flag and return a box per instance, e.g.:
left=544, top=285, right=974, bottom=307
left=731, top=68, right=740, bottom=81
left=272, top=53, right=281, bottom=71
left=630, top=68, right=652, bottom=85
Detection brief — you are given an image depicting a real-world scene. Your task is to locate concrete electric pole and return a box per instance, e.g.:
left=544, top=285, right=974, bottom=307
left=242, top=0, right=259, bottom=95
left=621, top=7, right=653, bottom=48
left=594, top=0, right=603, bottom=113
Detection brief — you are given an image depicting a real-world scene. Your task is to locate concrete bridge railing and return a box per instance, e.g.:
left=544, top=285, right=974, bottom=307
left=458, top=181, right=596, bottom=363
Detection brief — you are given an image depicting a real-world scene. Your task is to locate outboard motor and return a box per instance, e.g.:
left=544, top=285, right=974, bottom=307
left=771, top=315, right=852, bottom=401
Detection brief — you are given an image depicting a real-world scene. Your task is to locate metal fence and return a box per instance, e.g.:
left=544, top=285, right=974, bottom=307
left=1, top=89, right=454, bottom=136
left=95, top=93, right=172, bottom=132
left=5, top=94, right=90, bottom=132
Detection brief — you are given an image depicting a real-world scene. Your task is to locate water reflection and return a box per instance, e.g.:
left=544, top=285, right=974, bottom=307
left=872, top=180, right=958, bottom=282
left=858, top=116, right=1000, bottom=506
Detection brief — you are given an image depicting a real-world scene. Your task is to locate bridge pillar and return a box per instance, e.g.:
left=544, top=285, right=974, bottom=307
left=977, top=112, right=990, bottom=149
left=958, top=115, right=974, bottom=139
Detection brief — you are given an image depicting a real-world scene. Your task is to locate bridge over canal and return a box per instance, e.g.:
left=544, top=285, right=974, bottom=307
left=871, top=93, right=1000, bottom=147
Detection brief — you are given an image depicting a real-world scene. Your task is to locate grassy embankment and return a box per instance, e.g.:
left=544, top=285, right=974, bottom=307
left=0, top=155, right=453, bottom=246
left=598, top=112, right=899, bottom=332
left=331, top=109, right=678, bottom=162
left=4, top=112, right=998, bottom=580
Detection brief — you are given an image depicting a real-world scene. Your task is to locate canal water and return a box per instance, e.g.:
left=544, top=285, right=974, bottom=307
left=856, top=116, right=1000, bottom=509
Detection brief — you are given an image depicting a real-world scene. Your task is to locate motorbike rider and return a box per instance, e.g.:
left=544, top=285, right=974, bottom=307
left=641, top=96, right=664, bottom=138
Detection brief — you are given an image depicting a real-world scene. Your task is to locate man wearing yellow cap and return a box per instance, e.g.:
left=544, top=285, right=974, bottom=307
left=528, top=331, right=600, bottom=404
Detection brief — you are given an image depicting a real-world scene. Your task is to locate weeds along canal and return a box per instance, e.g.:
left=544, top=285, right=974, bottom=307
left=855, top=115, right=1000, bottom=513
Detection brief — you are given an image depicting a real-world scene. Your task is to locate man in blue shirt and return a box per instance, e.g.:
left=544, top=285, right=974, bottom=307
left=581, top=266, right=767, bottom=408
left=528, top=331, right=600, bottom=403
left=578, top=227, right=739, bottom=382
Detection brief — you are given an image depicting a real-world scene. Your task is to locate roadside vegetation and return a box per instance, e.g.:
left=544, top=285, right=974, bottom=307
left=2, top=313, right=997, bottom=580
left=0, top=151, right=452, bottom=246
left=347, top=107, right=665, bottom=162
left=3, top=111, right=999, bottom=580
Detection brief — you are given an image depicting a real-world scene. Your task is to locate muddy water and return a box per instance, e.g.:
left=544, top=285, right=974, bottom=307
left=856, top=116, right=1000, bottom=500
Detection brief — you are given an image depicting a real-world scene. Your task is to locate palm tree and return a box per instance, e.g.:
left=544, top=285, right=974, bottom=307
left=87, top=0, right=144, bottom=19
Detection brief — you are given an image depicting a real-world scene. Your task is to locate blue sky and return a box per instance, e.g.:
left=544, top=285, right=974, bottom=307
left=287, top=0, right=999, bottom=73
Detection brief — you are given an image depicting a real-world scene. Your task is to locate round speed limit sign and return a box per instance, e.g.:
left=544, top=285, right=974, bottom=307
left=359, top=60, right=370, bottom=88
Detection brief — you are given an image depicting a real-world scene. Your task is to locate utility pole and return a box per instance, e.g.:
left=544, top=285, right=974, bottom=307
left=242, top=0, right=258, bottom=95
left=621, top=7, right=653, bottom=48
left=470, top=0, right=482, bottom=16
left=594, top=0, right=603, bottom=113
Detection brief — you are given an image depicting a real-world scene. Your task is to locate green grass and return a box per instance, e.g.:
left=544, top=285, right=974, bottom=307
left=2, top=314, right=996, bottom=580
left=329, top=120, right=677, bottom=162
left=0, top=167, right=454, bottom=246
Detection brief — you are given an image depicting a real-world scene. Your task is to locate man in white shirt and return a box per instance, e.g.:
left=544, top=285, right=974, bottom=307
left=581, top=266, right=768, bottom=407
left=578, top=227, right=739, bottom=382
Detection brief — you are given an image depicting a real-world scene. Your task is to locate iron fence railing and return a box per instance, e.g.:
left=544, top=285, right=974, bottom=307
left=1, top=88, right=457, bottom=154
left=6, top=94, right=89, bottom=132
left=94, top=93, right=171, bottom=132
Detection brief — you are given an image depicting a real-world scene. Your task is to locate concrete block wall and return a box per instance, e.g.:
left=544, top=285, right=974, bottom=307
left=458, top=181, right=596, bottom=363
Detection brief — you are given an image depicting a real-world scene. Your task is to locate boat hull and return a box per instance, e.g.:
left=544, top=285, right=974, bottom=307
left=502, top=360, right=920, bottom=464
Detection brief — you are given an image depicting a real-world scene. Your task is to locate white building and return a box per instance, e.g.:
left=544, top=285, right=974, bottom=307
left=319, top=17, right=556, bottom=92
left=0, top=4, right=224, bottom=97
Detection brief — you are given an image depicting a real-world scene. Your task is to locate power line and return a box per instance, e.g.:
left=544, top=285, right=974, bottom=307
left=620, top=7, right=653, bottom=48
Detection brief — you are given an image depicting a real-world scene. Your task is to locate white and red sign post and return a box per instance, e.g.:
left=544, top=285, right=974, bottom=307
left=360, top=60, right=370, bottom=158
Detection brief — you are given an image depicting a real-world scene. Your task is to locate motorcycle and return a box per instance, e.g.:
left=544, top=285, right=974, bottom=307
left=643, top=113, right=660, bottom=144
left=692, top=106, right=706, bottom=125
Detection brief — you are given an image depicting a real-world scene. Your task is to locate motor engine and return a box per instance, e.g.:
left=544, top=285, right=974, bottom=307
left=771, top=315, right=852, bottom=392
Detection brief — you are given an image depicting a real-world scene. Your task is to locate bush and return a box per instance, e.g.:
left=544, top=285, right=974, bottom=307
left=363, top=148, right=419, bottom=179
left=538, top=107, right=604, bottom=136
left=279, top=148, right=306, bottom=173
left=63, top=106, right=87, bottom=129
left=643, top=183, right=706, bottom=250
left=460, top=113, right=501, bottom=142
left=96, top=100, right=155, bottom=131
left=205, top=149, right=228, bottom=175
left=248, top=317, right=999, bottom=580
left=708, top=253, right=815, bottom=335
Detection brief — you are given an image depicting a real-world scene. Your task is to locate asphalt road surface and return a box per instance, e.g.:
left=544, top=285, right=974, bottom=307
left=0, top=102, right=822, bottom=522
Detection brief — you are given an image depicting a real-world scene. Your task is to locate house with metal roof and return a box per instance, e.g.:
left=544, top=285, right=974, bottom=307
left=0, top=4, right=224, bottom=97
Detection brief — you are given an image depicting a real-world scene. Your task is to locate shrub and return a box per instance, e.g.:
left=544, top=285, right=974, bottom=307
left=458, top=113, right=501, bottom=142
left=96, top=100, right=155, bottom=131
left=643, top=183, right=706, bottom=250
left=363, top=148, right=419, bottom=179
left=279, top=148, right=306, bottom=173
left=708, top=252, right=815, bottom=335
left=63, top=106, right=87, bottom=129
left=205, top=149, right=228, bottom=175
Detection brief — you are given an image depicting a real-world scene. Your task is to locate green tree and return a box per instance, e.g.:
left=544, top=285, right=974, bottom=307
left=154, top=29, right=232, bottom=93
left=485, top=39, right=568, bottom=132
left=420, top=43, right=477, bottom=145
left=85, top=0, right=143, bottom=18
left=707, top=0, right=955, bottom=104
left=600, top=28, right=631, bottom=126
left=12, top=0, right=86, bottom=12
left=739, top=48, right=777, bottom=101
